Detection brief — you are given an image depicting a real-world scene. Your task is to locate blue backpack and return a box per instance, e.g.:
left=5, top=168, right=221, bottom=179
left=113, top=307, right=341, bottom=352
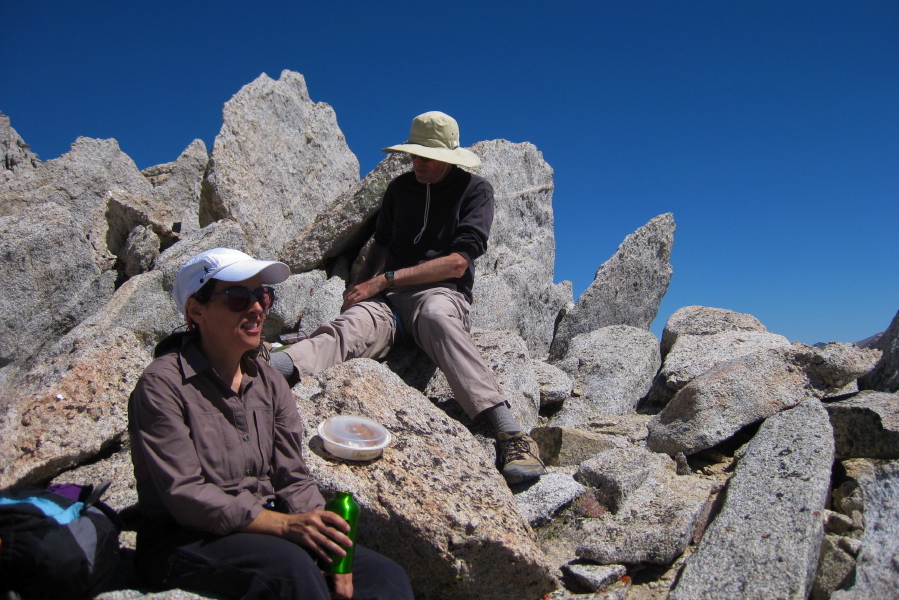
left=0, top=480, right=121, bottom=599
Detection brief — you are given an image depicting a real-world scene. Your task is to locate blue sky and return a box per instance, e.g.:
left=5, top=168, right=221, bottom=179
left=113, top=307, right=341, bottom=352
left=4, top=1, right=897, bottom=345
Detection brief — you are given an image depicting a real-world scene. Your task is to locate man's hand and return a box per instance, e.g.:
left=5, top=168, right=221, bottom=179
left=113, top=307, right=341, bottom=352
left=341, top=252, right=470, bottom=311
left=342, top=276, right=387, bottom=310
left=242, top=509, right=352, bottom=563
left=330, top=572, right=354, bottom=599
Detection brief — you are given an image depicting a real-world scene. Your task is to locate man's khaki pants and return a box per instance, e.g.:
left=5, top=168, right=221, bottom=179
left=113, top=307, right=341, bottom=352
left=282, top=285, right=505, bottom=419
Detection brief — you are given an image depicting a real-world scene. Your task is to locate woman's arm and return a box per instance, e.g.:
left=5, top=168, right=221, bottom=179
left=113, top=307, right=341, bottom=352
left=268, top=368, right=327, bottom=511
left=130, top=370, right=265, bottom=535
left=241, top=510, right=354, bottom=599
left=240, top=508, right=352, bottom=562
left=263, top=368, right=354, bottom=598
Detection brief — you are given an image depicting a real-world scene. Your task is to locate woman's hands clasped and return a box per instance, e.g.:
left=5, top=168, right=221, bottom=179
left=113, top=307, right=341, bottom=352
left=244, top=508, right=351, bottom=562
left=280, top=509, right=353, bottom=562
left=281, top=511, right=355, bottom=599
left=242, top=509, right=354, bottom=598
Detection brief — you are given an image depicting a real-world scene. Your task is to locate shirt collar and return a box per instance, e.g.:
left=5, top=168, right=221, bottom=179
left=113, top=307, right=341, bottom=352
left=177, top=335, right=261, bottom=380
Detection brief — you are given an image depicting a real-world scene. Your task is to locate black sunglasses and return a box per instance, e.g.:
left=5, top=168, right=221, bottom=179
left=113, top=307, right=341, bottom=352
left=210, top=286, right=276, bottom=312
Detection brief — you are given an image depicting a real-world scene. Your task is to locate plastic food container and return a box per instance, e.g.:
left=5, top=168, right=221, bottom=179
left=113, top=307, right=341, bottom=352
left=317, top=415, right=392, bottom=461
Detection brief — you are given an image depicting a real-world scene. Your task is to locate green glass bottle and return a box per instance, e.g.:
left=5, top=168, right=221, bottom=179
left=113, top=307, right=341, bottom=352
left=324, top=491, right=360, bottom=574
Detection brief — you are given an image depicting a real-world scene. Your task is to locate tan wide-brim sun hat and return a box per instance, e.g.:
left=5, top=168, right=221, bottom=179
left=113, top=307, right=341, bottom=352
left=382, top=111, right=481, bottom=168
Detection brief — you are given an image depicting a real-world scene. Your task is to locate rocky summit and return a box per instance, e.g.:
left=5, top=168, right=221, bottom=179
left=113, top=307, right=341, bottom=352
left=1, top=72, right=898, bottom=600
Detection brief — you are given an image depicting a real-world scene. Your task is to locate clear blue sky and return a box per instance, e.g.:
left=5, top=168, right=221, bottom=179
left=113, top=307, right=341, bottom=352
left=4, top=1, right=897, bottom=345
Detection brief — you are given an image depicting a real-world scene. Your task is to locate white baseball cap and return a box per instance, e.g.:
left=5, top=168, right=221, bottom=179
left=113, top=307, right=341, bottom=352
left=172, top=248, right=290, bottom=314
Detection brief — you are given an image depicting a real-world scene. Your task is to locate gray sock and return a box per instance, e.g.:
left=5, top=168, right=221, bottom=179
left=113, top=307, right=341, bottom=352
left=269, top=351, right=297, bottom=379
left=485, top=402, right=522, bottom=435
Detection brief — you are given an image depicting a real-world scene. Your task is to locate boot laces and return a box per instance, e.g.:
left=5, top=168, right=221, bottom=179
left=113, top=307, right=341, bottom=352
left=503, top=436, right=533, bottom=462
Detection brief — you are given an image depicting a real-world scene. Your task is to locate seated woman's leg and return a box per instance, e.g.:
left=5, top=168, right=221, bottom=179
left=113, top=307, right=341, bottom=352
left=138, top=527, right=330, bottom=600
left=350, top=545, right=415, bottom=600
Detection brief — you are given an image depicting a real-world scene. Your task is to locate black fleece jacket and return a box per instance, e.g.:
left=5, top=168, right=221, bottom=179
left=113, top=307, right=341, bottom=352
left=373, top=166, right=494, bottom=304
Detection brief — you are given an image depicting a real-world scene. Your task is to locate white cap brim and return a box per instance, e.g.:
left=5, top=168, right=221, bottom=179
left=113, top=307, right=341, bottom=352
left=211, top=259, right=290, bottom=285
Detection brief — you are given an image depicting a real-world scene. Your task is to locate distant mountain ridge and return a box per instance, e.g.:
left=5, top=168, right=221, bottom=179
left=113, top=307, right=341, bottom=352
left=814, top=332, right=883, bottom=349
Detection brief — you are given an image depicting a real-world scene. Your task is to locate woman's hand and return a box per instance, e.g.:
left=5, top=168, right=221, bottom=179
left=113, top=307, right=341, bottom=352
left=282, top=510, right=353, bottom=562
left=242, top=509, right=352, bottom=563
left=330, top=572, right=354, bottom=599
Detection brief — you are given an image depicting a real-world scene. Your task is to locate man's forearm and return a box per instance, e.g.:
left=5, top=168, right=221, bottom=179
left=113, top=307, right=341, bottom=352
left=387, top=253, right=469, bottom=288
left=342, top=251, right=470, bottom=309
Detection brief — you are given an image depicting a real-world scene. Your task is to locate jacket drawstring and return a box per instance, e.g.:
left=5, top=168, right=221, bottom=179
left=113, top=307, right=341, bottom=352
left=413, top=183, right=430, bottom=244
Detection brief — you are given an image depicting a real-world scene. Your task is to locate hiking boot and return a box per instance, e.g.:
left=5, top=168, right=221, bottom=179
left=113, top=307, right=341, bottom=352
left=497, top=431, right=546, bottom=484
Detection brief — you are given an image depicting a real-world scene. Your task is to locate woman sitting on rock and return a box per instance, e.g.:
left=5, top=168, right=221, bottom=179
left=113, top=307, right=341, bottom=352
left=128, top=247, right=413, bottom=600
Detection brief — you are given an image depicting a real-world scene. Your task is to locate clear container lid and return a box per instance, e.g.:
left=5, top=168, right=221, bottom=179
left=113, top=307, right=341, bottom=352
left=318, top=415, right=390, bottom=448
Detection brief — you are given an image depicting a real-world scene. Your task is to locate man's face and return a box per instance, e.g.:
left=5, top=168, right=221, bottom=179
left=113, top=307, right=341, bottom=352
left=410, top=154, right=452, bottom=184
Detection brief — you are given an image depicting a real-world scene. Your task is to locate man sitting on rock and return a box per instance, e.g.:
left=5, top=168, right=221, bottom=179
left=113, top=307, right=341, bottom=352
left=270, top=111, right=545, bottom=484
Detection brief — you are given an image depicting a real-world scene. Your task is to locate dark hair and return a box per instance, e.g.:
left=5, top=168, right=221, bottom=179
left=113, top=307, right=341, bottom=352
left=153, top=330, right=194, bottom=358
left=153, top=279, right=220, bottom=358
left=191, top=278, right=218, bottom=305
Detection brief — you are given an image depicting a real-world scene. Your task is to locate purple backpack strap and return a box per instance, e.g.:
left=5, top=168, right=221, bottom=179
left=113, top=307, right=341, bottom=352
left=45, top=483, right=93, bottom=503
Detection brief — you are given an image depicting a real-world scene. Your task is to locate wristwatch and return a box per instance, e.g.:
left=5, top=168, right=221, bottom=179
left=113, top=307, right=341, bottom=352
left=384, top=271, right=396, bottom=287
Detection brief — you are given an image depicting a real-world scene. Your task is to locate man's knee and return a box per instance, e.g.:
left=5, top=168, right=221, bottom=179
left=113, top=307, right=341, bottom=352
left=416, top=293, right=465, bottom=329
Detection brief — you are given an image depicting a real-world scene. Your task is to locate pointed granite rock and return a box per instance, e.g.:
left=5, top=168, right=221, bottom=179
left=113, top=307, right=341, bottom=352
left=550, top=213, right=674, bottom=360
left=859, top=309, right=899, bottom=393
left=669, top=399, right=834, bottom=600
left=203, top=70, right=359, bottom=260
left=0, top=110, right=41, bottom=179
left=469, top=140, right=570, bottom=357
left=141, top=139, right=209, bottom=237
